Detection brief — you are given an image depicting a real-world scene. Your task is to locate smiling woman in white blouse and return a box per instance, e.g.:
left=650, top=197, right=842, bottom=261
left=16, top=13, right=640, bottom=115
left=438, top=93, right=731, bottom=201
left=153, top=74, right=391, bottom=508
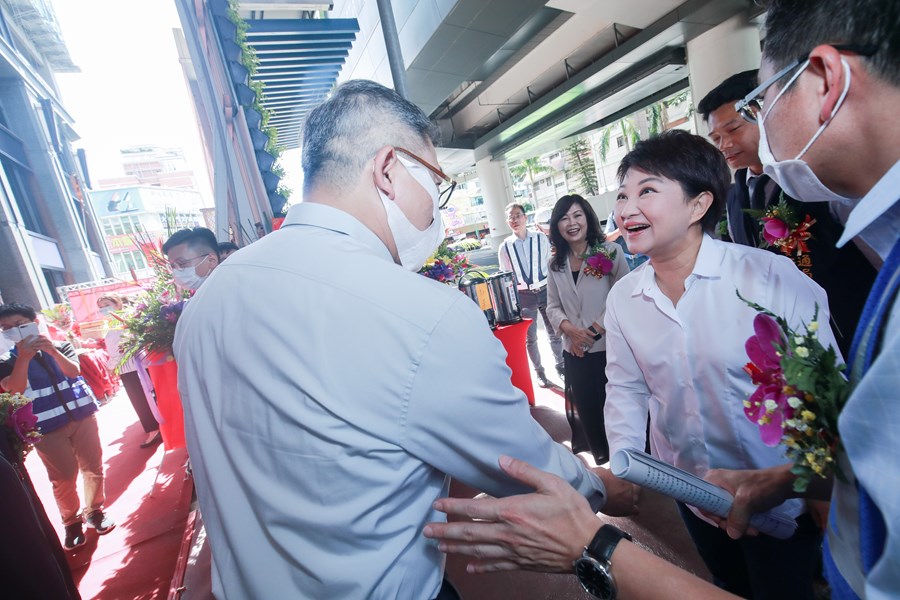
left=604, top=129, right=840, bottom=599
left=546, top=194, right=630, bottom=463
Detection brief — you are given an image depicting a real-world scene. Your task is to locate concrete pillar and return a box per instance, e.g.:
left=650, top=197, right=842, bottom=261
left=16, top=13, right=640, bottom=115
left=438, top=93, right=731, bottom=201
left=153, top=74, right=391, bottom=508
left=475, top=156, right=515, bottom=250
left=686, top=13, right=762, bottom=135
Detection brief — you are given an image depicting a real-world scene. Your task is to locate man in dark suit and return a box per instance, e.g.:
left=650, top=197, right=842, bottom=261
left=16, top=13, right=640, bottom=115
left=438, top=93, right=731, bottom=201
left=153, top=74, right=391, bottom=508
left=698, top=71, right=876, bottom=356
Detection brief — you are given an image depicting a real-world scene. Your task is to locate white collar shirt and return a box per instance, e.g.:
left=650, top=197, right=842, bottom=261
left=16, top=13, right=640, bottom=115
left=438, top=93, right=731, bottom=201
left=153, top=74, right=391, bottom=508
left=603, top=235, right=838, bottom=522
left=498, top=230, right=551, bottom=291
left=174, top=202, right=605, bottom=600
left=835, top=159, right=900, bottom=268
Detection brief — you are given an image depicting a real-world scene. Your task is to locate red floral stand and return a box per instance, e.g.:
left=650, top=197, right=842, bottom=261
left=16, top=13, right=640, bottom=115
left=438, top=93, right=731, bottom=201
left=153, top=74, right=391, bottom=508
left=145, top=352, right=186, bottom=450
left=491, top=318, right=535, bottom=406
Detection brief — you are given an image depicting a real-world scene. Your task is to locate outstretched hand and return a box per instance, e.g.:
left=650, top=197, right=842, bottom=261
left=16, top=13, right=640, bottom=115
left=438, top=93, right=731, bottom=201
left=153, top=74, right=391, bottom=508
left=424, top=455, right=602, bottom=573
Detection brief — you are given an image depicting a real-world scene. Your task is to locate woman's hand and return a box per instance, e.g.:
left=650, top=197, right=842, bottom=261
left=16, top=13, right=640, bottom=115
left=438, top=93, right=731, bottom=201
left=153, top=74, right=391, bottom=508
left=560, top=320, right=595, bottom=357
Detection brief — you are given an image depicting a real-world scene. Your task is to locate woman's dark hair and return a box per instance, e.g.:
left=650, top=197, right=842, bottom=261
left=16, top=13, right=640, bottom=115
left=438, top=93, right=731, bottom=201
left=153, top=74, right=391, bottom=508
left=549, top=194, right=605, bottom=272
left=616, top=130, right=729, bottom=234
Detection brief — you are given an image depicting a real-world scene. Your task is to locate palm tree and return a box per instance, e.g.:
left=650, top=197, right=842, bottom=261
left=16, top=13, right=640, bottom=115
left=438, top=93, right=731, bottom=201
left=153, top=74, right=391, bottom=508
left=564, top=139, right=599, bottom=196
left=510, top=157, right=550, bottom=205
left=646, top=90, right=693, bottom=137
left=597, top=118, right=640, bottom=164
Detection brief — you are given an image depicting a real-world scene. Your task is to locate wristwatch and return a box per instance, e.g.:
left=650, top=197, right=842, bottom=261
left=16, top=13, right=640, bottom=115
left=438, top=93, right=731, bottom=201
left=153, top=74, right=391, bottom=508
left=573, top=524, right=632, bottom=599
left=587, top=325, right=603, bottom=341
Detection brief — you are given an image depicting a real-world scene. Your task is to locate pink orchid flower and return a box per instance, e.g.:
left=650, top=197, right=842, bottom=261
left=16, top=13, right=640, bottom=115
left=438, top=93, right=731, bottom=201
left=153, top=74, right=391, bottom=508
left=742, top=313, right=790, bottom=446
left=8, top=404, right=38, bottom=443
left=761, top=216, right=790, bottom=245
left=586, top=253, right=613, bottom=275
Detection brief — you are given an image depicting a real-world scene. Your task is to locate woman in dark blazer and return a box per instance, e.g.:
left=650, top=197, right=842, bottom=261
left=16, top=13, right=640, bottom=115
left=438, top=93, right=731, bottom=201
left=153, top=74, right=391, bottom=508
left=546, top=195, right=630, bottom=463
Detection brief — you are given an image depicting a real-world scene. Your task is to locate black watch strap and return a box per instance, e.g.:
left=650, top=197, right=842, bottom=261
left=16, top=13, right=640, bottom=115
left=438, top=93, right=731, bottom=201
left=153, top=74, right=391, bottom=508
left=587, top=325, right=602, bottom=340
left=586, top=524, right=632, bottom=564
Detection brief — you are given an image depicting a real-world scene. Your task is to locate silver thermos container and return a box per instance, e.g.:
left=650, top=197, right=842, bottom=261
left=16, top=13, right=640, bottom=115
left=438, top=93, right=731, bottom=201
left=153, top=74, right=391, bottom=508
left=458, top=272, right=496, bottom=328
left=488, top=271, right=522, bottom=326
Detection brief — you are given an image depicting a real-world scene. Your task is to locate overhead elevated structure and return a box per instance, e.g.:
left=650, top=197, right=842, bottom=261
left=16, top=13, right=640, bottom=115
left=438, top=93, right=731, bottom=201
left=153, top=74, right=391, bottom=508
left=174, top=0, right=357, bottom=241
left=332, top=0, right=763, bottom=243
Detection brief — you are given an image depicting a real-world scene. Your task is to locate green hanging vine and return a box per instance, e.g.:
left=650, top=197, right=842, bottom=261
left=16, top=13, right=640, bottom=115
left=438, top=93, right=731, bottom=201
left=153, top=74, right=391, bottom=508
left=226, top=0, right=291, bottom=208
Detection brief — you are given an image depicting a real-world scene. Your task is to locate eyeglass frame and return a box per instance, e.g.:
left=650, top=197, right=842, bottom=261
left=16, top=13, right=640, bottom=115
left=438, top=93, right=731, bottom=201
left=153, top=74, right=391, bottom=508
left=168, top=253, right=212, bottom=270
left=734, top=43, right=878, bottom=124
left=394, top=147, right=457, bottom=209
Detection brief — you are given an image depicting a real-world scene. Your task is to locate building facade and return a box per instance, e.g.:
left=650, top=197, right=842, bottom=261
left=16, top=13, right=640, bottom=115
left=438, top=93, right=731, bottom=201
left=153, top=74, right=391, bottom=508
left=88, top=186, right=206, bottom=281
left=0, top=0, right=110, bottom=307
left=96, top=145, right=199, bottom=191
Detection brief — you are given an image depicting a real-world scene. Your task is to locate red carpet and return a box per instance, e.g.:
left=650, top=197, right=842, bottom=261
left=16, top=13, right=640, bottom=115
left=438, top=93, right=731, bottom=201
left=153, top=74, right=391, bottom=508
left=24, top=389, right=193, bottom=600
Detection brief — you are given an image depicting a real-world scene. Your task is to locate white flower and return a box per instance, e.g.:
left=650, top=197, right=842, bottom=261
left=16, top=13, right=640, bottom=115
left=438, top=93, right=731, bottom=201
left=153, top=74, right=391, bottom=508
left=764, top=399, right=778, bottom=413
left=796, top=346, right=810, bottom=358
left=794, top=336, right=806, bottom=345
left=787, top=397, right=803, bottom=409
left=808, top=321, right=819, bottom=332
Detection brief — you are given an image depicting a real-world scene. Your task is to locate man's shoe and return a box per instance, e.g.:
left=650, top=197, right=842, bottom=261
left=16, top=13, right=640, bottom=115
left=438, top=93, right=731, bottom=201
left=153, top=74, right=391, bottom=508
left=85, top=511, right=116, bottom=535
left=64, top=522, right=86, bottom=549
left=537, top=372, right=551, bottom=388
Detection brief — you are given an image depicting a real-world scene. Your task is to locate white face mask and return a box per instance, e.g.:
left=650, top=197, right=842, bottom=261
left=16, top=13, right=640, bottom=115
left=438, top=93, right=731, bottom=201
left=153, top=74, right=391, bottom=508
left=98, top=306, right=114, bottom=317
left=378, top=156, right=445, bottom=271
left=173, top=255, right=210, bottom=290
left=758, top=58, right=855, bottom=204
left=2, top=322, right=41, bottom=343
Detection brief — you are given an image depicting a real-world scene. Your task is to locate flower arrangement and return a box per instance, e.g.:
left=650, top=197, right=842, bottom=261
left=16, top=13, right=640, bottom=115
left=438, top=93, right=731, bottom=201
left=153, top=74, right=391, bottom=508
left=42, top=303, right=74, bottom=332
left=581, top=242, right=617, bottom=279
left=420, top=241, right=471, bottom=284
left=752, top=197, right=816, bottom=257
left=117, top=249, right=191, bottom=366
left=739, top=292, right=849, bottom=492
left=1, top=392, right=41, bottom=463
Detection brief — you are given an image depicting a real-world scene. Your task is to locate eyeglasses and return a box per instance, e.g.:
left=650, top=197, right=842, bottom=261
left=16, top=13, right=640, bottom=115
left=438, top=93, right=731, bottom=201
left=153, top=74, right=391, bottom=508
left=734, top=44, right=878, bottom=124
left=395, top=147, right=457, bottom=209
left=168, top=254, right=209, bottom=270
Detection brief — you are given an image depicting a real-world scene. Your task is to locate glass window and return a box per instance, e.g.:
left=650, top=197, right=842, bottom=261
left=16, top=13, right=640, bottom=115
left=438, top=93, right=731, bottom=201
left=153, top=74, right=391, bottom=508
left=112, top=219, right=125, bottom=235
left=2, top=156, right=47, bottom=235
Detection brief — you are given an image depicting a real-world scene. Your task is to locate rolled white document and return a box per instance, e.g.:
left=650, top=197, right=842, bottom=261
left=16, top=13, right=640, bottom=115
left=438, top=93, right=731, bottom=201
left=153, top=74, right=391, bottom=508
left=610, top=448, right=798, bottom=540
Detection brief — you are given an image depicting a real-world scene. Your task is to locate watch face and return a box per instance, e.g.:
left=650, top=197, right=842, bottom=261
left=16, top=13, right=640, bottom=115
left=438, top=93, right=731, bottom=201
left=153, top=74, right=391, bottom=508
left=574, top=556, right=616, bottom=599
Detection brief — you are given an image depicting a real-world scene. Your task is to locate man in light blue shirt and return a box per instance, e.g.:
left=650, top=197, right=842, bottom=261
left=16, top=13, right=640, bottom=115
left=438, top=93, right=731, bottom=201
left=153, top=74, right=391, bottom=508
left=174, top=80, right=629, bottom=600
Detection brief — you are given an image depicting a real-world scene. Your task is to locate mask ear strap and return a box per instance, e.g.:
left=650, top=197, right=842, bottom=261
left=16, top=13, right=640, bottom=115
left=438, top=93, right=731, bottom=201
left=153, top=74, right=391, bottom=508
left=760, top=59, right=810, bottom=124
left=795, top=58, right=851, bottom=160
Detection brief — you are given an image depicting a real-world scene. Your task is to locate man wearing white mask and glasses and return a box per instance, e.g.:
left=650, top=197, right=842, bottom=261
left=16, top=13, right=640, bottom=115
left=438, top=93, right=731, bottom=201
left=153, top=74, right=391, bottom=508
left=162, top=227, right=221, bottom=291
left=173, top=79, right=635, bottom=600
left=421, top=2, right=900, bottom=599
